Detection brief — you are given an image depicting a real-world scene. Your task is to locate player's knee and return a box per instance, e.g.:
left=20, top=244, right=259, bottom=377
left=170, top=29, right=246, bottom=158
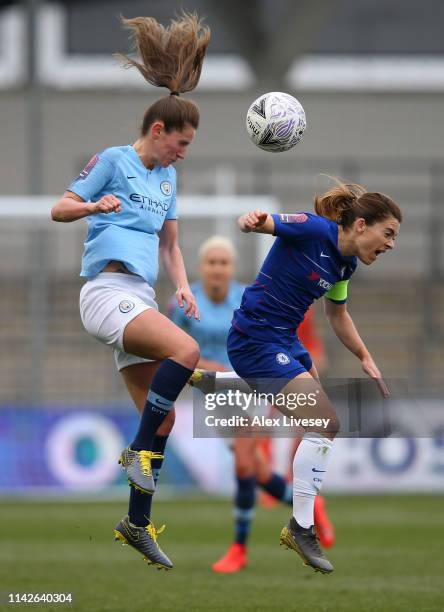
left=253, top=448, right=270, bottom=484
left=254, top=461, right=271, bottom=484
left=187, top=338, right=200, bottom=367
left=326, top=411, right=340, bottom=438
left=171, top=337, right=200, bottom=369
left=235, top=457, right=255, bottom=479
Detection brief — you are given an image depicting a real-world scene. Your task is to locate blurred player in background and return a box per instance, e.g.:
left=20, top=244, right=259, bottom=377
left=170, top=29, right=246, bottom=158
left=199, top=180, right=401, bottom=573
left=169, top=236, right=244, bottom=371
left=175, top=237, right=335, bottom=573
left=297, top=306, right=327, bottom=373
left=51, top=13, right=211, bottom=571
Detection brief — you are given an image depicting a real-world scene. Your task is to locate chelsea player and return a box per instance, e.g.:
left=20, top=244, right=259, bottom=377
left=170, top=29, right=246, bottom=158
left=199, top=179, right=402, bottom=573
left=181, top=243, right=335, bottom=573
left=51, top=13, right=211, bottom=570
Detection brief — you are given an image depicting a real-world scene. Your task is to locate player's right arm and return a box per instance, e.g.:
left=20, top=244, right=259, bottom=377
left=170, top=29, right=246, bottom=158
left=238, top=210, right=275, bottom=234
left=51, top=192, right=121, bottom=222
left=238, top=211, right=328, bottom=242
left=51, top=150, right=121, bottom=222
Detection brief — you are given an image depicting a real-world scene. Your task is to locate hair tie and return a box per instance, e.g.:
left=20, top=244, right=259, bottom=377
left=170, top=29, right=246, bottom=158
left=170, top=91, right=180, bottom=96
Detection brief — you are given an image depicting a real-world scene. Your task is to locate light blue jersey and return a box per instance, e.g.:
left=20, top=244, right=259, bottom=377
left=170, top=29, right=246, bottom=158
left=67, top=145, right=178, bottom=286
left=169, top=281, right=245, bottom=369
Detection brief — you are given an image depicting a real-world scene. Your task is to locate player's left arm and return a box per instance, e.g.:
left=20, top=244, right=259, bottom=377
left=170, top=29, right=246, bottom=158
left=159, top=220, right=199, bottom=320
left=324, top=298, right=389, bottom=397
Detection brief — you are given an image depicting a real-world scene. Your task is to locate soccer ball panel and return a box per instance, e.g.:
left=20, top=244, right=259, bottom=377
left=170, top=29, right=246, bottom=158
left=246, top=92, right=306, bottom=153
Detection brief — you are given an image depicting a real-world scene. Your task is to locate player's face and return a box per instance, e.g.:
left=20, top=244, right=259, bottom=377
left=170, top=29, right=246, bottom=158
left=201, top=248, right=235, bottom=290
left=151, top=123, right=195, bottom=167
left=354, top=216, right=400, bottom=265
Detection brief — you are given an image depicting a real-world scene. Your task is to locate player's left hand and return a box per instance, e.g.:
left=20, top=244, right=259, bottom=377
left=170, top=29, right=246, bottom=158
left=361, top=355, right=390, bottom=398
left=176, top=286, right=200, bottom=320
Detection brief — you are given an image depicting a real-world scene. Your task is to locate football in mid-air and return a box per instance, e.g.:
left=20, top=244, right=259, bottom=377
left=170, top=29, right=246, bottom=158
left=246, top=92, right=306, bottom=153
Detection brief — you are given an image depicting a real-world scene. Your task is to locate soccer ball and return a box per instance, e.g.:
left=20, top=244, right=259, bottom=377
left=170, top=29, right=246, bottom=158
left=246, top=92, right=306, bottom=153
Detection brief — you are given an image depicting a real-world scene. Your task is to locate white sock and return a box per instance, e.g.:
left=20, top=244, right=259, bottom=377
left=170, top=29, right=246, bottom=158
left=214, top=371, right=251, bottom=393
left=293, top=433, right=333, bottom=528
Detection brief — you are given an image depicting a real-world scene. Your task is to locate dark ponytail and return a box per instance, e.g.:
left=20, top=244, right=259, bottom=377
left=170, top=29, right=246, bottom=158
left=314, top=177, right=402, bottom=227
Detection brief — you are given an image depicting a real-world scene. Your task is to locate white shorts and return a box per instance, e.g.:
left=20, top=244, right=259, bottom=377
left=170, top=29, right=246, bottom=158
left=79, top=272, right=158, bottom=371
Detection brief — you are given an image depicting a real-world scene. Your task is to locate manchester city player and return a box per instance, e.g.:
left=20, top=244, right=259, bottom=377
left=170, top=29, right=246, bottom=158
left=196, top=180, right=402, bottom=573
left=51, top=13, right=211, bottom=570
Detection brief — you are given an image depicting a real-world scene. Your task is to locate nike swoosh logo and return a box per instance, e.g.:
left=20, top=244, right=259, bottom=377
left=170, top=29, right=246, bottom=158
left=125, top=526, right=139, bottom=540
left=154, top=399, right=171, bottom=407
left=312, top=468, right=326, bottom=473
left=127, top=176, right=137, bottom=179
left=320, top=252, right=330, bottom=258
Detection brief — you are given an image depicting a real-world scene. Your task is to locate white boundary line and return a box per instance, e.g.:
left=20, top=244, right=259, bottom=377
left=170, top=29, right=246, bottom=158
left=36, top=3, right=254, bottom=91
left=287, top=54, right=444, bottom=91
left=0, top=7, right=26, bottom=88
left=0, top=195, right=279, bottom=218
left=0, top=194, right=278, bottom=270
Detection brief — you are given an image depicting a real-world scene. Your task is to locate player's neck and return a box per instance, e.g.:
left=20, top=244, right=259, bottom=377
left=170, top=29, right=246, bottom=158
left=337, top=226, right=356, bottom=257
left=204, top=283, right=228, bottom=304
left=133, top=139, right=156, bottom=170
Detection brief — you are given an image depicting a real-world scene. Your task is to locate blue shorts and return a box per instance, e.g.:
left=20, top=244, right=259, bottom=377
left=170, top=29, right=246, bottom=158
left=227, top=327, right=313, bottom=394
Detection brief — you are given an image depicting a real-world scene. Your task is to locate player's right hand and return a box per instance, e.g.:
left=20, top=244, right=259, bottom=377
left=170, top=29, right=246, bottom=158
left=90, top=195, right=121, bottom=215
left=238, top=209, right=269, bottom=232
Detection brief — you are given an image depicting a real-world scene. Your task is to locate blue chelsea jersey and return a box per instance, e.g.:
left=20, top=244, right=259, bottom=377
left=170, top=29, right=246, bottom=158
left=232, top=213, right=357, bottom=343
left=169, top=281, right=246, bottom=369
left=67, top=145, right=178, bottom=286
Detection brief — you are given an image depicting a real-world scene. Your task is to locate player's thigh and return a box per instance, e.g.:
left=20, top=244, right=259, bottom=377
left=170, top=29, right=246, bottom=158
left=279, top=371, right=339, bottom=438
left=308, top=363, right=320, bottom=382
left=234, top=437, right=257, bottom=477
left=120, top=361, right=176, bottom=434
left=123, top=308, right=199, bottom=368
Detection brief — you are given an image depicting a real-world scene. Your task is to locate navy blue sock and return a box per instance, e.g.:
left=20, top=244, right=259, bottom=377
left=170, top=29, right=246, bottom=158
left=128, top=435, right=169, bottom=527
left=131, top=359, right=193, bottom=451
left=128, top=487, right=150, bottom=527
left=234, top=475, right=256, bottom=545
left=259, top=473, right=292, bottom=505
left=142, top=435, right=168, bottom=520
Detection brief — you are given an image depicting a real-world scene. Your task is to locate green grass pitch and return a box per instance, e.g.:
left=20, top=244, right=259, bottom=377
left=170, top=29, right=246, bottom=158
left=0, top=495, right=443, bottom=611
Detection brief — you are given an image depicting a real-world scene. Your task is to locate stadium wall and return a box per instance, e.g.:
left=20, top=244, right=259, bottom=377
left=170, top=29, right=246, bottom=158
left=3, top=90, right=444, bottom=195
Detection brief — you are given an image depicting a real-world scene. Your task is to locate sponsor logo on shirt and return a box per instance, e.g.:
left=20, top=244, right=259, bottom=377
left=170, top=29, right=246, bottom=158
left=318, top=278, right=333, bottom=290
left=280, top=213, right=308, bottom=224
left=308, top=270, right=333, bottom=290
left=160, top=180, right=172, bottom=196
left=129, top=193, right=170, bottom=214
left=78, top=154, right=99, bottom=180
